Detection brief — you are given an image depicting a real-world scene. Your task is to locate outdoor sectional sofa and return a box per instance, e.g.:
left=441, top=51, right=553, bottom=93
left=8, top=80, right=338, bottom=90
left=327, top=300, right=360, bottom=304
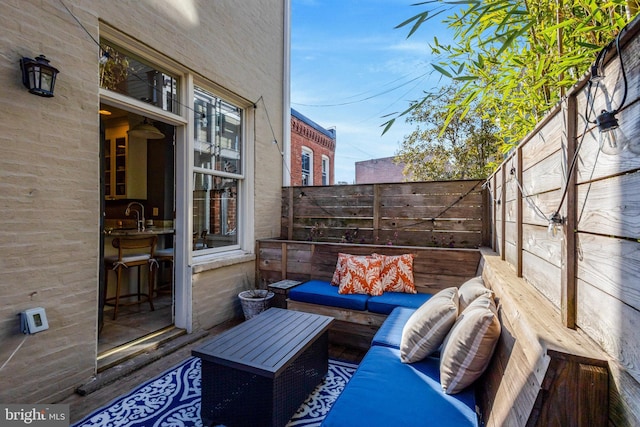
left=322, top=306, right=479, bottom=426
left=288, top=259, right=493, bottom=425
left=257, top=240, right=612, bottom=425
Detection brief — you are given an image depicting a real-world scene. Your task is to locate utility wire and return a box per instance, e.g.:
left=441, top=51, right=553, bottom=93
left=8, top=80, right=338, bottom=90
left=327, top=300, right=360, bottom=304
left=255, top=96, right=292, bottom=180
left=508, top=169, right=550, bottom=222
left=59, top=0, right=101, bottom=48
left=293, top=71, right=431, bottom=108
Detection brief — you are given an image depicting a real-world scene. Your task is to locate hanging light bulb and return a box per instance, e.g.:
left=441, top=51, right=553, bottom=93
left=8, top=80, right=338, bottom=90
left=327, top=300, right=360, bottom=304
left=591, top=31, right=629, bottom=156
left=596, top=110, right=627, bottom=155
left=547, top=212, right=564, bottom=241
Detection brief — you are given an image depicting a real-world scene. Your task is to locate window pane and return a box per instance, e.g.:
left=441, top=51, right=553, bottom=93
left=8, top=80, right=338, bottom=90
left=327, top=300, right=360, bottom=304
left=302, top=151, right=310, bottom=186
left=193, top=172, right=238, bottom=250
left=99, top=40, right=178, bottom=114
left=322, top=158, right=328, bottom=185
left=194, top=87, right=242, bottom=174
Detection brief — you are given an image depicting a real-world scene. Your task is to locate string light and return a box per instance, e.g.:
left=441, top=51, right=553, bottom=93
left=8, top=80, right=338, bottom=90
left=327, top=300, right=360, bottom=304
left=592, top=30, right=629, bottom=155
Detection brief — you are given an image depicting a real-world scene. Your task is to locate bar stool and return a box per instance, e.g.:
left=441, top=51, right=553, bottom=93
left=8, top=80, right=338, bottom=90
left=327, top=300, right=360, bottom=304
left=154, top=247, right=173, bottom=296
left=104, top=235, right=157, bottom=320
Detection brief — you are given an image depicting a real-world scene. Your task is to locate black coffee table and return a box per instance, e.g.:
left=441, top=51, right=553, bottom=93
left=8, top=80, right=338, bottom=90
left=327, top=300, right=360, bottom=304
left=192, top=307, right=333, bottom=427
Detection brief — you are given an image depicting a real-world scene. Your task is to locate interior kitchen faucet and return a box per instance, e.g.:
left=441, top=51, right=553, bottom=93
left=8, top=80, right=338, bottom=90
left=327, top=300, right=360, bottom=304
left=125, top=202, right=145, bottom=231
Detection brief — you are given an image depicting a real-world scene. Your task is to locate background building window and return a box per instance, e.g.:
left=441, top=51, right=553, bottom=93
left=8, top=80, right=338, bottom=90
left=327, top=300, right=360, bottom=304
left=322, top=155, right=329, bottom=185
left=193, top=86, right=243, bottom=252
left=302, top=147, right=313, bottom=186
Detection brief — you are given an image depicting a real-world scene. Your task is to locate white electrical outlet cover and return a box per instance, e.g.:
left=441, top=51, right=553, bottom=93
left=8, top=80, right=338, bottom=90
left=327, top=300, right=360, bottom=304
left=21, top=307, right=49, bottom=334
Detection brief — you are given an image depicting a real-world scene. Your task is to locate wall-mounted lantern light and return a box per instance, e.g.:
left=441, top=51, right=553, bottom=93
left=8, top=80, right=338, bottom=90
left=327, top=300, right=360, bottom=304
left=20, top=55, right=59, bottom=97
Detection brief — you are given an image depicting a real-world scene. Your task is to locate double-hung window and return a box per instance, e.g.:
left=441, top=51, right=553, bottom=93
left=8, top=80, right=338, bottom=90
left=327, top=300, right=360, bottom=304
left=193, top=86, right=243, bottom=253
left=301, top=147, right=312, bottom=186
left=322, top=155, right=329, bottom=185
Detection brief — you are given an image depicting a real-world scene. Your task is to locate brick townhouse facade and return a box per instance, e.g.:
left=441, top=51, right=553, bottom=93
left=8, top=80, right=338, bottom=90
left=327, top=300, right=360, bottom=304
left=290, top=109, right=336, bottom=186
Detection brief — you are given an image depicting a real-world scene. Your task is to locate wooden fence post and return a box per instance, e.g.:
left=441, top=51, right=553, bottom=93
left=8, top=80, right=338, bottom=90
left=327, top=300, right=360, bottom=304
left=562, top=95, right=578, bottom=329
left=516, top=148, right=523, bottom=277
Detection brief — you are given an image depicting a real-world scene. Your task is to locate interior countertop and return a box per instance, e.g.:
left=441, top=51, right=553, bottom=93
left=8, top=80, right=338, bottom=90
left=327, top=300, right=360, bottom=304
left=104, top=227, right=175, bottom=236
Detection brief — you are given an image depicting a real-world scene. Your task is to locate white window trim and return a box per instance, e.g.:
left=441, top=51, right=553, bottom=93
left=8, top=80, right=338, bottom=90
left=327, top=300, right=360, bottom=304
left=189, top=82, right=255, bottom=266
left=99, top=30, right=257, bottom=333
left=321, top=154, right=330, bottom=186
left=302, top=146, right=313, bottom=186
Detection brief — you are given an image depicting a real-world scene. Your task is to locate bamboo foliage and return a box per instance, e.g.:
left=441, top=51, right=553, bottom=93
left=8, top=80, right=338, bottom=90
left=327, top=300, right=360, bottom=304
left=486, top=15, right=640, bottom=425
left=388, top=0, right=638, bottom=153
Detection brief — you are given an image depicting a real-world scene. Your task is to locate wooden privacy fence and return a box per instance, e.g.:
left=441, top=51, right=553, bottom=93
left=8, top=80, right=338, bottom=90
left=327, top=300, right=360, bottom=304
left=280, top=180, right=488, bottom=248
left=487, top=17, right=640, bottom=426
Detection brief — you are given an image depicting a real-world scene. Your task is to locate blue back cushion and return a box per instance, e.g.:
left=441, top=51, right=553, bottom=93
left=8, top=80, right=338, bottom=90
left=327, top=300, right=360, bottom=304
left=288, top=280, right=369, bottom=311
left=321, top=346, right=478, bottom=427
left=371, top=306, right=416, bottom=348
left=367, top=291, right=432, bottom=314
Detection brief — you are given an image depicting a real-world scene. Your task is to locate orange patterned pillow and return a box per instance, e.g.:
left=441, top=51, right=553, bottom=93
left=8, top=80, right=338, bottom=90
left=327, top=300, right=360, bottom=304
left=337, top=255, right=384, bottom=296
left=375, top=253, right=416, bottom=293
left=331, top=253, right=350, bottom=286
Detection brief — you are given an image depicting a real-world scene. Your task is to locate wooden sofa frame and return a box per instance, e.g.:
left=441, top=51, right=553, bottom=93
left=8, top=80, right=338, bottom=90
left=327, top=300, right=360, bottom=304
left=256, top=239, right=610, bottom=426
left=257, top=239, right=482, bottom=349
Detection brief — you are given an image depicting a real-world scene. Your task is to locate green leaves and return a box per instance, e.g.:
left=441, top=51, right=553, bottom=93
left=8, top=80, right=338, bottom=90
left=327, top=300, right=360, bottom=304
left=388, top=0, right=637, bottom=153
left=394, top=84, right=500, bottom=181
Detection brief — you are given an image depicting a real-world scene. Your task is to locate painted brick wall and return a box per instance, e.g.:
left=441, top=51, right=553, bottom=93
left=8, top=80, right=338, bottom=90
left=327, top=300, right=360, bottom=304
left=0, top=0, right=284, bottom=404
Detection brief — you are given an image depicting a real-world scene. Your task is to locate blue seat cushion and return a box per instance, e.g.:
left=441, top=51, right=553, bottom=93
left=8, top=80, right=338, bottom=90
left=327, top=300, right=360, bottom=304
left=288, top=280, right=369, bottom=311
left=371, top=307, right=416, bottom=348
left=321, top=346, right=478, bottom=427
left=367, top=291, right=432, bottom=314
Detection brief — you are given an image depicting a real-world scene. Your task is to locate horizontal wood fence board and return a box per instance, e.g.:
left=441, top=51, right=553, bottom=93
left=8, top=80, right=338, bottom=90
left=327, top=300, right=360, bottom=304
left=576, top=233, right=640, bottom=313
left=290, top=229, right=375, bottom=244
left=378, top=218, right=483, bottom=232
left=384, top=230, right=483, bottom=248
left=257, top=240, right=480, bottom=294
left=576, top=171, right=640, bottom=239
left=292, top=206, right=375, bottom=217
left=522, top=250, right=561, bottom=309
left=522, top=152, right=564, bottom=195
left=289, top=185, right=375, bottom=198
left=375, top=180, right=482, bottom=194
left=504, top=160, right=520, bottom=202
left=607, top=360, right=640, bottom=426
left=282, top=181, right=484, bottom=248
left=258, top=256, right=282, bottom=274
left=505, top=219, right=517, bottom=245
left=378, top=204, right=483, bottom=219
left=576, top=278, right=640, bottom=384
left=505, top=199, right=518, bottom=222
left=521, top=189, right=563, bottom=227
left=378, top=192, right=484, bottom=208
left=292, top=217, right=374, bottom=228
left=504, top=240, right=517, bottom=267
left=520, top=111, right=565, bottom=168
left=522, top=224, right=562, bottom=266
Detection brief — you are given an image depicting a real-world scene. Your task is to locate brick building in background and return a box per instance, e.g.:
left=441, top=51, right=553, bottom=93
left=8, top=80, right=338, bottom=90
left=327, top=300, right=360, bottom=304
left=355, top=156, right=409, bottom=183
left=290, top=109, right=336, bottom=186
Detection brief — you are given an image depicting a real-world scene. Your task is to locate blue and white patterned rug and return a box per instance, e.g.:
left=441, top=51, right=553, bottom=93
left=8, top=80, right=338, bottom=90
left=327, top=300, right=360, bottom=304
left=73, top=357, right=357, bottom=427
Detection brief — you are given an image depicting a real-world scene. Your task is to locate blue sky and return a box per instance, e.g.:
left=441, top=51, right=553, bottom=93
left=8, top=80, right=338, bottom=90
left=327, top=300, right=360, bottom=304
left=291, top=0, right=453, bottom=183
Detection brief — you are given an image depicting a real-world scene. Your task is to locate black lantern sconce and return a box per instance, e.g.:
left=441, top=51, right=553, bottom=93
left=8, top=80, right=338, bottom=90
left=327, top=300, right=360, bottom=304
left=19, top=55, right=59, bottom=97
